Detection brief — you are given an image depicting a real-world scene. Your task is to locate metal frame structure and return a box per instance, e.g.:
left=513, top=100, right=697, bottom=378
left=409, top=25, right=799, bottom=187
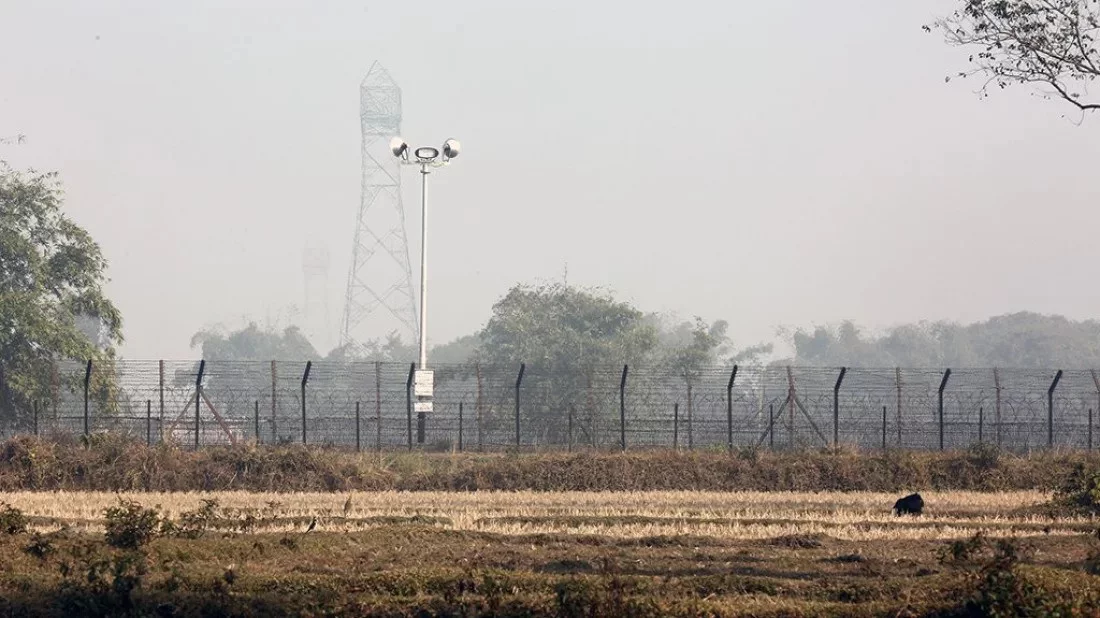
left=341, top=62, right=418, bottom=352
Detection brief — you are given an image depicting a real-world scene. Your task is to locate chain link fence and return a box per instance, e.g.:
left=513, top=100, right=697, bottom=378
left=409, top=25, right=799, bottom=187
left=2, top=361, right=1095, bottom=452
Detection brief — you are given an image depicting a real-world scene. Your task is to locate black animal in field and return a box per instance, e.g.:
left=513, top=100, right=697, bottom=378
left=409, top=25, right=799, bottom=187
left=893, top=493, right=924, bottom=516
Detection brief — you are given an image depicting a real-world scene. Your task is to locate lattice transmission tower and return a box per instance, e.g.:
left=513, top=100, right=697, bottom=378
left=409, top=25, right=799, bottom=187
left=341, top=62, right=418, bottom=352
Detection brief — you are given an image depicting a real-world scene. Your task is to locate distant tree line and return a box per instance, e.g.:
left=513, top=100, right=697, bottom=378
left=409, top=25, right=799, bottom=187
left=779, top=313, right=1100, bottom=368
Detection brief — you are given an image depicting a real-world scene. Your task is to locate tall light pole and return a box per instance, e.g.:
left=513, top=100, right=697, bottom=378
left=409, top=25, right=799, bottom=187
left=390, top=136, right=460, bottom=430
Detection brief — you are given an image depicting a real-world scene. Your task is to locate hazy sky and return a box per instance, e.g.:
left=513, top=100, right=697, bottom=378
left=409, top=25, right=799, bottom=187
left=2, top=0, right=1099, bottom=360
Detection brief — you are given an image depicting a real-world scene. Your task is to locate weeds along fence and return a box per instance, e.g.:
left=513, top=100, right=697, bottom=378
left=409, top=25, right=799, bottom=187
left=1, top=361, right=1098, bottom=452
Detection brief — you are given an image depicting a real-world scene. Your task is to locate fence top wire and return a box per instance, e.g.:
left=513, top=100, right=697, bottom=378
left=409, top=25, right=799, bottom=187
left=26, top=361, right=1100, bottom=402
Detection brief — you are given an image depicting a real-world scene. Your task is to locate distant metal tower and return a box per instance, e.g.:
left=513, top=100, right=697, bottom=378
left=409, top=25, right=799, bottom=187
left=302, top=244, right=332, bottom=353
left=341, top=62, right=418, bottom=351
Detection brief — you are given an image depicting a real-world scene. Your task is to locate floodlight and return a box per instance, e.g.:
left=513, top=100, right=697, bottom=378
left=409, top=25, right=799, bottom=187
left=415, top=146, right=440, bottom=161
left=442, top=139, right=461, bottom=160
left=390, top=137, right=408, bottom=158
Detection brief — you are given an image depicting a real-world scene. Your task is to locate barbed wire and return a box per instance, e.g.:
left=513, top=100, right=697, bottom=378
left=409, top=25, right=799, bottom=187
left=5, top=361, right=1098, bottom=451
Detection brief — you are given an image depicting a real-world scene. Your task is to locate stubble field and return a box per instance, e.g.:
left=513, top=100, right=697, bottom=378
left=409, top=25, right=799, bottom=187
left=2, top=441, right=1100, bottom=615
left=2, top=487, right=1100, bottom=616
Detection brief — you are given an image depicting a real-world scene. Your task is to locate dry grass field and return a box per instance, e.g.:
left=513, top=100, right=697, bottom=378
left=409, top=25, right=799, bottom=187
left=0, top=488, right=1083, bottom=541
left=1, top=488, right=1099, bottom=616
left=2, top=441, right=1100, bottom=615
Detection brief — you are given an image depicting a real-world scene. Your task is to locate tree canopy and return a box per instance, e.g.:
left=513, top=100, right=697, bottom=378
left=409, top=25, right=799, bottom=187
left=0, top=165, right=122, bottom=419
left=190, top=323, right=320, bottom=361
left=784, top=312, right=1100, bottom=368
left=479, top=283, right=658, bottom=371
left=656, top=317, right=772, bottom=380
left=929, top=0, right=1100, bottom=115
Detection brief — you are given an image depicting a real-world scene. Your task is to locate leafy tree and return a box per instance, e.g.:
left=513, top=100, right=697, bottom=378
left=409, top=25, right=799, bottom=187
left=928, top=0, right=1100, bottom=115
left=657, top=317, right=772, bottom=380
left=0, top=165, right=122, bottom=422
left=190, top=323, right=320, bottom=361
left=784, top=321, right=894, bottom=367
left=430, top=333, right=482, bottom=364
left=481, top=283, right=658, bottom=371
left=480, top=283, right=658, bottom=441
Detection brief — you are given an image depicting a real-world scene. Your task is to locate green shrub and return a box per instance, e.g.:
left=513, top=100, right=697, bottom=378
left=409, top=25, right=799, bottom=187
left=103, top=499, right=163, bottom=549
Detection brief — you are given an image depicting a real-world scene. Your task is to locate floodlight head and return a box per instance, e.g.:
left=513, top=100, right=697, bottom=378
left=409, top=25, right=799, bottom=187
left=390, top=137, right=408, bottom=159
left=414, top=146, right=440, bottom=162
left=442, top=138, right=461, bottom=160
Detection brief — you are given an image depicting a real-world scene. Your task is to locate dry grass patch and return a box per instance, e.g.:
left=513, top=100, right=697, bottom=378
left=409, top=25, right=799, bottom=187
left=0, top=489, right=1078, bottom=541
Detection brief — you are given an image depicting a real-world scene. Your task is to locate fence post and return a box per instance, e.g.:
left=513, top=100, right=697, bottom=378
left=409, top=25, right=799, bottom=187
left=938, top=369, right=951, bottom=451
left=1090, top=408, right=1094, bottom=452
left=673, top=403, right=679, bottom=450
left=375, top=362, right=383, bottom=452
left=514, top=363, right=526, bottom=448
left=994, top=368, right=1003, bottom=447
left=0, top=363, right=8, bottom=424
left=687, top=381, right=694, bottom=451
left=194, top=360, right=205, bottom=449
left=1091, top=371, right=1100, bottom=451
left=458, top=402, right=463, bottom=452
left=33, top=400, right=39, bottom=437
left=978, top=407, right=983, bottom=444
left=405, top=363, right=415, bottom=451
left=882, top=405, right=887, bottom=451
left=146, top=400, right=152, bottom=446
left=254, top=401, right=260, bottom=444
left=895, top=367, right=903, bottom=447
left=83, top=360, right=93, bottom=440
left=768, top=403, right=775, bottom=450
left=417, top=404, right=426, bottom=445
left=568, top=405, right=574, bottom=452
left=1048, top=370, right=1063, bottom=449
left=475, top=363, right=484, bottom=452
left=158, top=360, right=166, bottom=442
left=619, top=365, right=628, bottom=451
left=270, top=361, right=278, bottom=444
left=50, top=361, right=59, bottom=425
left=833, top=367, right=847, bottom=449
left=786, top=367, right=796, bottom=448
left=727, top=365, right=738, bottom=453
left=355, top=401, right=361, bottom=452
left=300, top=361, right=312, bottom=445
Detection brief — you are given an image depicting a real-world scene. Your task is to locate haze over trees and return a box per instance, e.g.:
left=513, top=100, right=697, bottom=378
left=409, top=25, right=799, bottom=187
left=929, top=0, right=1100, bottom=116
left=781, top=313, right=1100, bottom=368
left=190, top=289, right=1100, bottom=371
left=9, top=161, right=1100, bottom=432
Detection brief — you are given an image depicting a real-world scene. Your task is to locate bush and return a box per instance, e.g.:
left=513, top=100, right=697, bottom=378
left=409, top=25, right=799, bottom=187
left=1051, top=463, right=1100, bottom=515
left=22, top=531, right=53, bottom=559
left=176, top=498, right=220, bottom=539
left=939, top=533, right=1100, bottom=617
left=0, top=502, right=27, bottom=535
left=57, top=547, right=148, bottom=615
left=103, top=499, right=164, bottom=550
left=0, top=435, right=1098, bottom=493
left=937, top=532, right=988, bottom=565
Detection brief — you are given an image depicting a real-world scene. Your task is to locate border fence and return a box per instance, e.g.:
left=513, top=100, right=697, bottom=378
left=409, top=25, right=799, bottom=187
left=2, top=360, right=1098, bottom=452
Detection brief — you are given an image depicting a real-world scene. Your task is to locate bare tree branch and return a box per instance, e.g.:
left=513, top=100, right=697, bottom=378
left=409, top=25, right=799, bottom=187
left=929, top=0, right=1100, bottom=115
